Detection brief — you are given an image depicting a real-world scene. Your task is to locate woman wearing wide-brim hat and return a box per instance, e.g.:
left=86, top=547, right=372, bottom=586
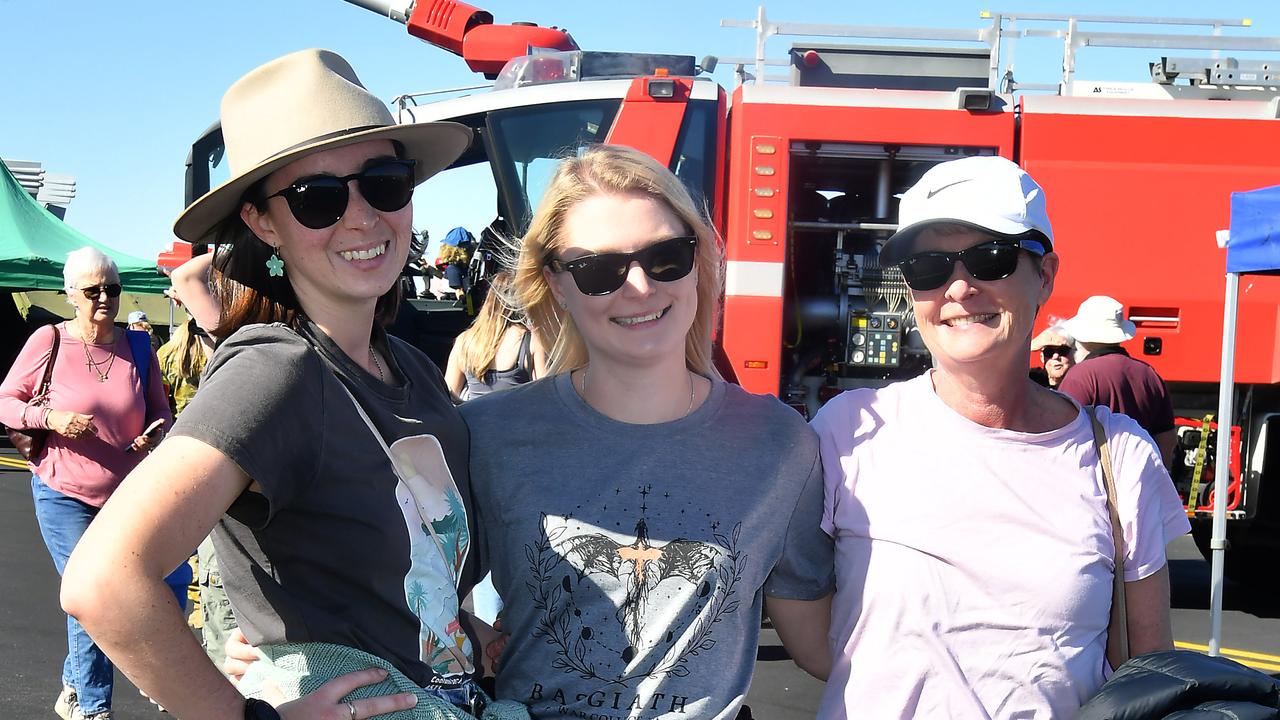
left=62, top=49, right=498, bottom=720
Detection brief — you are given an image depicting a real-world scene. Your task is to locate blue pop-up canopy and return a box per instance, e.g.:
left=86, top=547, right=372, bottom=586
left=1226, top=185, right=1280, bottom=274
left=1208, top=184, right=1280, bottom=655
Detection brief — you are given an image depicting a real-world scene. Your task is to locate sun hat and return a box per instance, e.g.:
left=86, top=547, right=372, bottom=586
left=1030, top=327, right=1074, bottom=353
left=881, top=155, right=1054, bottom=267
left=1061, top=296, right=1136, bottom=345
left=127, top=310, right=148, bottom=324
left=173, top=49, right=472, bottom=244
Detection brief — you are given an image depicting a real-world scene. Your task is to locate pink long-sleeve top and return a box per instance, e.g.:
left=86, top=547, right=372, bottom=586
left=0, top=322, right=172, bottom=507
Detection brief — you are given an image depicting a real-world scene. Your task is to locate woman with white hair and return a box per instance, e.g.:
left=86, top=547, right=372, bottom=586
left=0, top=246, right=172, bottom=720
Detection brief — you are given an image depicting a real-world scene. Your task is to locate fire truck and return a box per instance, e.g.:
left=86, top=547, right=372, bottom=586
left=178, top=2, right=1280, bottom=587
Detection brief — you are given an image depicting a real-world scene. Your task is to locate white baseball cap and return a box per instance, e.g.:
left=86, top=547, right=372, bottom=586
left=881, top=155, right=1054, bottom=267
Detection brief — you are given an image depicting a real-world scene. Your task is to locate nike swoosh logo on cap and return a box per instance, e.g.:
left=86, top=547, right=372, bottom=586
left=926, top=178, right=972, bottom=199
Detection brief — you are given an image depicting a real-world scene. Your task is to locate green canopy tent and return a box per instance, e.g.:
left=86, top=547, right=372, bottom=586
left=0, top=161, right=168, bottom=292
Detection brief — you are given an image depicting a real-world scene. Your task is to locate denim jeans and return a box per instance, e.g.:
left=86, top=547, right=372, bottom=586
left=31, top=475, right=191, bottom=716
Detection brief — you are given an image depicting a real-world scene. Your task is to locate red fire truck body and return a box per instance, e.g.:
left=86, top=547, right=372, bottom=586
left=721, top=85, right=1017, bottom=397
left=179, top=3, right=1280, bottom=583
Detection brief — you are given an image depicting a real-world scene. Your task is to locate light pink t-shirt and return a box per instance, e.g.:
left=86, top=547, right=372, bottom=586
left=811, top=372, right=1190, bottom=720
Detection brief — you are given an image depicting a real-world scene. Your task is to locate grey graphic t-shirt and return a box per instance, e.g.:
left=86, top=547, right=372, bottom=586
left=463, top=374, right=833, bottom=720
left=172, top=321, right=480, bottom=689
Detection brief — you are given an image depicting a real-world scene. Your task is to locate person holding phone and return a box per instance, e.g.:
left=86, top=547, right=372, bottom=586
left=0, top=247, right=175, bottom=720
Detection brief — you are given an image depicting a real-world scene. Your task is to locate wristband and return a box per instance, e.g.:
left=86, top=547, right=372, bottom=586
left=41, top=407, right=52, bottom=430
left=244, top=698, right=282, bottom=720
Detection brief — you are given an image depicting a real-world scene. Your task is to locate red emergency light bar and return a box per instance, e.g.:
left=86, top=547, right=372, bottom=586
left=405, top=0, right=577, bottom=78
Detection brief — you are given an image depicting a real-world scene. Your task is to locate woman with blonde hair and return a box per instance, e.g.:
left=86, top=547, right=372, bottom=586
left=461, top=144, right=833, bottom=719
left=444, top=271, right=546, bottom=401
left=156, top=316, right=214, bottom=415
left=436, top=233, right=471, bottom=302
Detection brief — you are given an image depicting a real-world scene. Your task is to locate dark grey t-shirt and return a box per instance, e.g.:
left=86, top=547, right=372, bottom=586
left=462, top=374, right=834, bottom=720
left=172, top=320, right=480, bottom=689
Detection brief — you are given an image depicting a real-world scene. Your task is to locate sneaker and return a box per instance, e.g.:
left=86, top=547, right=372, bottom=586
left=54, top=686, right=80, bottom=720
left=83, top=713, right=113, bottom=720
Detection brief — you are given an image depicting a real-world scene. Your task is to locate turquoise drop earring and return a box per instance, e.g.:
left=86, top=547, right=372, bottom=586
left=266, top=249, right=285, bottom=277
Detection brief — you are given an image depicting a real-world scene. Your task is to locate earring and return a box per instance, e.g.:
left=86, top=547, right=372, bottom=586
left=265, top=249, right=285, bottom=277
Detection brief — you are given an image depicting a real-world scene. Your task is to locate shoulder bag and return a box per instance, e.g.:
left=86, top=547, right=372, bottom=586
left=1079, top=406, right=1280, bottom=719
left=8, top=326, right=60, bottom=460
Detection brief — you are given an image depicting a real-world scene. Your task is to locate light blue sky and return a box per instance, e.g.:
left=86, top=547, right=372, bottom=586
left=5, top=1, right=1278, bottom=262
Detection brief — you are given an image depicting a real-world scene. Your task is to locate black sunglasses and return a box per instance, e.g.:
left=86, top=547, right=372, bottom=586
left=1041, top=344, right=1073, bottom=360
left=548, top=235, right=699, bottom=296
left=264, top=158, right=417, bottom=230
left=898, top=237, right=1046, bottom=292
left=78, top=284, right=122, bottom=300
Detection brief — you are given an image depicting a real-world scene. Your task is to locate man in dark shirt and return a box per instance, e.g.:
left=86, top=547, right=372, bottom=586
left=1059, top=295, right=1177, bottom=467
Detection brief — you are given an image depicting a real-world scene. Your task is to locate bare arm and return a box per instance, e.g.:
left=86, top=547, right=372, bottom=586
left=1122, top=564, right=1174, bottom=656
left=444, top=340, right=466, bottom=400
left=1153, top=429, right=1178, bottom=471
left=62, top=437, right=418, bottom=719
left=765, top=593, right=833, bottom=680
left=62, top=437, right=251, bottom=719
left=528, top=328, right=548, bottom=380
left=169, top=253, right=221, bottom=336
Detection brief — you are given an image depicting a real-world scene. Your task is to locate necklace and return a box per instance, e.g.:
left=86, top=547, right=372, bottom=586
left=81, top=335, right=116, bottom=382
left=581, top=367, right=697, bottom=419
left=369, top=345, right=385, bottom=382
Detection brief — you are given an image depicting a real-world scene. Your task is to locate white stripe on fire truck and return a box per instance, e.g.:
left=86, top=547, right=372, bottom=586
left=725, top=260, right=784, bottom=298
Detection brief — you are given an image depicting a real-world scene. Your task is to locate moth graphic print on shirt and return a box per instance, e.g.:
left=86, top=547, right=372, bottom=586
left=389, top=434, right=473, bottom=679
left=525, top=485, right=745, bottom=688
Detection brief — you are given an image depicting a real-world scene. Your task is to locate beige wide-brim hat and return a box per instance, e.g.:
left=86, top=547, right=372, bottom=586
left=173, top=49, right=472, bottom=244
left=1061, top=295, right=1137, bottom=344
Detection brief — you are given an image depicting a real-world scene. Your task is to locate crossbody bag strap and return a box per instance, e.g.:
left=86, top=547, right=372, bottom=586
left=26, top=326, right=61, bottom=429
left=335, top=381, right=455, bottom=556
left=1086, top=405, right=1130, bottom=670
left=36, top=326, right=61, bottom=397
left=329, top=377, right=476, bottom=675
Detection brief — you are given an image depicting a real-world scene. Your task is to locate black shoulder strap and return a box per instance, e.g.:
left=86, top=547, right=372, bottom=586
left=516, top=328, right=533, bottom=374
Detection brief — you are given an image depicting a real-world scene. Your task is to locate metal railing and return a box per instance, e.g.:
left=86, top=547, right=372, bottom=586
left=720, top=6, right=1280, bottom=94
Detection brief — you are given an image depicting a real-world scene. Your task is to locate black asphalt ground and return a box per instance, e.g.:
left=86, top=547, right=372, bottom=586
left=2, top=451, right=1276, bottom=719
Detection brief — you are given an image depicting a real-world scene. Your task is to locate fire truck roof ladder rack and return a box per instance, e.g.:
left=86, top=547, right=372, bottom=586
left=721, top=7, right=1280, bottom=97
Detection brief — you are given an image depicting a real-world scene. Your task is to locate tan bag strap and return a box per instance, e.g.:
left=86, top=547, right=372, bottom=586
left=1086, top=405, right=1130, bottom=670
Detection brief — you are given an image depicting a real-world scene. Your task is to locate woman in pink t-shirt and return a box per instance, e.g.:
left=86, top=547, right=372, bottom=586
left=0, top=247, right=174, bottom=720
left=811, top=157, right=1190, bottom=719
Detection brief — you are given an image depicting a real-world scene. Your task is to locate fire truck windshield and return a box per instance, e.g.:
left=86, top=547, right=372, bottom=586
left=486, top=96, right=718, bottom=235
left=486, top=99, right=620, bottom=234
